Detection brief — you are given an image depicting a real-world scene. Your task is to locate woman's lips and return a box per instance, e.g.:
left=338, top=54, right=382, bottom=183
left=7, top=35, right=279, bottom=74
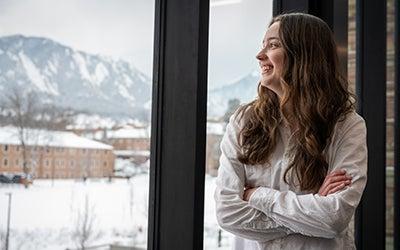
left=261, top=65, right=273, bottom=74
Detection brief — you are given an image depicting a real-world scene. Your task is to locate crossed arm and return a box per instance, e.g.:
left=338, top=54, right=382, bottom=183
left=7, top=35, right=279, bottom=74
left=243, top=169, right=352, bottom=201
left=214, top=114, right=367, bottom=242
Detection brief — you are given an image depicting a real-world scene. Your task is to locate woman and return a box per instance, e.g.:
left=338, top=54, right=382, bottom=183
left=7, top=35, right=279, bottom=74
left=214, top=13, right=367, bottom=250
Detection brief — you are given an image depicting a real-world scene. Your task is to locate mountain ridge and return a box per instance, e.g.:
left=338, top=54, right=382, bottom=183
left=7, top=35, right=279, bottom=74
left=207, top=70, right=259, bottom=118
left=0, top=34, right=152, bottom=120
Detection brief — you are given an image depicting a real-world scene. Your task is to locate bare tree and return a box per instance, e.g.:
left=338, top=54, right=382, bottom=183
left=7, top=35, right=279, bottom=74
left=37, top=104, right=75, bottom=130
left=2, top=88, right=76, bottom=184
left=2, top=88, right=75, bottom=131
left=72, top=195, right=100, bottom=250
left=3, top=88, right=40, bottom=182
left=223, top=98, right=241, bottom=123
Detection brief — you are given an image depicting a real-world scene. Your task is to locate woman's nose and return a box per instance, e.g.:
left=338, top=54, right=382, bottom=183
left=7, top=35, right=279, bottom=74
left=256, top=49, right=267, bottom=60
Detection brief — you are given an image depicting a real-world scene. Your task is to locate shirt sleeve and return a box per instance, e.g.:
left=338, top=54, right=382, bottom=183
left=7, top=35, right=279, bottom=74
left=214, top=112, right=294, bottom=242
left=248, top=114, right=368, bottom=239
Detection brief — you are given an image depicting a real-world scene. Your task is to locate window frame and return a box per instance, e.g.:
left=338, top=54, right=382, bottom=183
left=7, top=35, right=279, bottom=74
left=147, top=0, right=209, bottom=249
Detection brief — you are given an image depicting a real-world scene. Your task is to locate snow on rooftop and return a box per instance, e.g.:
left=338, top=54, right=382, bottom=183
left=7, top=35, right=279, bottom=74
left=69, top=114, right=118, bottom=130
left=107, top=127, right=149, bottom=139
left=114, top=150, right=150, bottom=157
left=0, top=126, right=113, bottom=150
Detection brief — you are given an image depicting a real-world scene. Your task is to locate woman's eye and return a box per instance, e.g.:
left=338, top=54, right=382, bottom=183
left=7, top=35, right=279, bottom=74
left=261, top=41, right=280, bottom=50
left=269, top=43, right=279, bottom=48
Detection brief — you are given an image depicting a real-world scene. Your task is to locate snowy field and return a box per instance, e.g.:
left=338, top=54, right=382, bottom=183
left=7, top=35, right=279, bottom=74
left=0, top=174, right=233, bottom=250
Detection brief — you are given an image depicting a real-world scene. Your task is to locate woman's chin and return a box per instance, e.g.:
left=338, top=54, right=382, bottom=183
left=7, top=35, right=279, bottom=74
left=260, top=80, right=271, bottom=88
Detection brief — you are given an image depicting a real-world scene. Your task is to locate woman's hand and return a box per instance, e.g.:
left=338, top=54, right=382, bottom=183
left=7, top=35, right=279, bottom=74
left=243, top=186, right=258, bottom=201
left=318, top=169, right=352, bottom=196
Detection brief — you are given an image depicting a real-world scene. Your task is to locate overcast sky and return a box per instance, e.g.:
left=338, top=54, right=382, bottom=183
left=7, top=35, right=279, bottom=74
left=0, top=0, right=272, bottom=88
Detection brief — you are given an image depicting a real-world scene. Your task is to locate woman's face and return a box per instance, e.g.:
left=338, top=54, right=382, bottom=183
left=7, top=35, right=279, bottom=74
left=256, top=21, right=285, bottom=98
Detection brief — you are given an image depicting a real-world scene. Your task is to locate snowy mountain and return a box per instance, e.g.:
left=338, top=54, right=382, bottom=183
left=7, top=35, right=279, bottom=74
left=0, top=35, right=152, bottom=120
left=207, top=71, right=260, bottom=118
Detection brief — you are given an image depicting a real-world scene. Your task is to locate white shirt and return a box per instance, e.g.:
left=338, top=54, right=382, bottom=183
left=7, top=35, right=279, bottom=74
left=214, top=110, right=368, bottom=250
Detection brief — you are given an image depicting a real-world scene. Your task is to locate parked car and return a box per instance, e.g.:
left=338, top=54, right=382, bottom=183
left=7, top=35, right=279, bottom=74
left=11, top=175, right=22, bottom=183
left=0, top=173, right=33, bottom=185
left=13, top=173, right=33, bottom=185
left=0, top=173, right=12, bottom=183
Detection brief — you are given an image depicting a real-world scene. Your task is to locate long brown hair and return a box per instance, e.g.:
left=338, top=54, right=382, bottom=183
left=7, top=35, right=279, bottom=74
left=237, top=13, right=355, bottom=192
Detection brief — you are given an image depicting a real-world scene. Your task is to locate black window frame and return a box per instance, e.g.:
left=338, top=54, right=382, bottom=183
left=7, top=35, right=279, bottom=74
left=147, top=0, right=209, bottom=249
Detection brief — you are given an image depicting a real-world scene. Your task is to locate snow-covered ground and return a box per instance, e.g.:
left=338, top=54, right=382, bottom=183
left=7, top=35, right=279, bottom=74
left=0, top=174, right=233, bottom=250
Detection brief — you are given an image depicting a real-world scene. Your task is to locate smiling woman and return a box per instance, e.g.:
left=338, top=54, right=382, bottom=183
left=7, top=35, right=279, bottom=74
left=214, top=13, right=367, bottom=250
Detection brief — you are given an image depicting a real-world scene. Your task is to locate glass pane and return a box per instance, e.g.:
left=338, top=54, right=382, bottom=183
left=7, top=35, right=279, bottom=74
left=386, top=0, right=395, bottom=248
left=205, top=0, right=273, bottom=249
left=0, top=1, right=154, bottom=249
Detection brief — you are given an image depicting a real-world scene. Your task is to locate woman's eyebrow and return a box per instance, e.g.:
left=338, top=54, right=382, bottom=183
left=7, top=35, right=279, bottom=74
left=262, top=37, right=280, bottom=44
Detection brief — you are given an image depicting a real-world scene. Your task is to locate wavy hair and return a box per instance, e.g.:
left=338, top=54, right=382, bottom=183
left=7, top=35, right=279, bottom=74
left=237, top=13, right=355, bottom=192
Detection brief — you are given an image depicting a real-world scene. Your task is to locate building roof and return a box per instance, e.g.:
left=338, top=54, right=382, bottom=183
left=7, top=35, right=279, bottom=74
left=0, top=126, right=113, bottom=150
left=114, top=150, right=150, bottom=157
left=107, top=127, right=149, bottom=139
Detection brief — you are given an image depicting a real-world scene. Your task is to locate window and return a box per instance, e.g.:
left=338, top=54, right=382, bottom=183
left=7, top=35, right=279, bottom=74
left=205, top=0, right=273, bottom=248
left=0, top=2, right=153, bottom=248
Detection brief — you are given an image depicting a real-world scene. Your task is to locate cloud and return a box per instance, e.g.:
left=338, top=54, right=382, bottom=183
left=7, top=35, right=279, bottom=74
left=0, top=0, right=155, bottom=76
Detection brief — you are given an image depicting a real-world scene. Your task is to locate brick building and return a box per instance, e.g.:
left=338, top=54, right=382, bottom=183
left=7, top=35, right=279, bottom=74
left=105, top=126, right=150, bottom=165
left=0, top=126, right=115, bottom=179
